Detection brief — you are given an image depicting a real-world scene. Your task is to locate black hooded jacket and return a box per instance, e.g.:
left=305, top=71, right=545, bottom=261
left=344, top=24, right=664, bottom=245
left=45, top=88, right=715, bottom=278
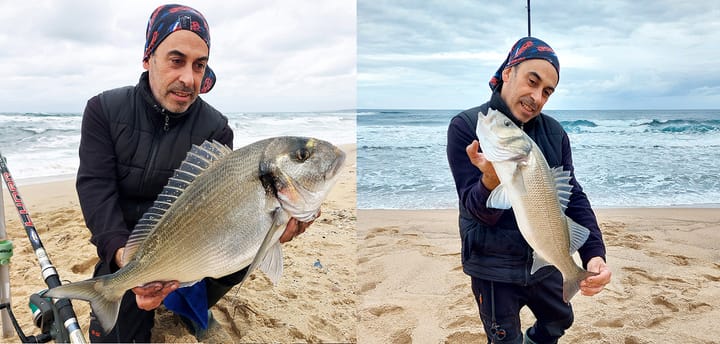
left=76, top=72, right=233, bottom=272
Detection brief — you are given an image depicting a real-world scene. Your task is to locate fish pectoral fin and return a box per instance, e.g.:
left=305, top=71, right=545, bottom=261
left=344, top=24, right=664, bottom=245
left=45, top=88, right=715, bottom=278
left=511, top=166, right=528, bottom=196
left=259, top=242, right=284, bottom=285
left=486, top=184, right=512, bottom=209
left=530, top=251, right=553, bottom=275
left=567, top=217, right=591, bottom=254
left=239, top=207, right=287, bottom=287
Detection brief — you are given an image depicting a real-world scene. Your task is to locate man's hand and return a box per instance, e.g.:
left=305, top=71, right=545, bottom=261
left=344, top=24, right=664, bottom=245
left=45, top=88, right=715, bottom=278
left=132, top=281, right=180, bottom=311
left=279, top=210, right=320, bottom=243
left=466, top=140, right=500, bottom=190
left=580, top=257, right=612, bottom=296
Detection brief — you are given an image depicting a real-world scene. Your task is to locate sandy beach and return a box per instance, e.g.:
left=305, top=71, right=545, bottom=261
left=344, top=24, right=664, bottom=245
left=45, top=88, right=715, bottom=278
left=2, top=144, right=720, bottom=343
left=0, top=144, right=357, bottom=343
left=358, top=208, right=720, bottom=344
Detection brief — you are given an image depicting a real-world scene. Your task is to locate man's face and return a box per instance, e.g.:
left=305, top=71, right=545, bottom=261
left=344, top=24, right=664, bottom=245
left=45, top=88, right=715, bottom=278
left=143, top=30, right=209, bottom=113
left=500, top=59, right=558, bottom=123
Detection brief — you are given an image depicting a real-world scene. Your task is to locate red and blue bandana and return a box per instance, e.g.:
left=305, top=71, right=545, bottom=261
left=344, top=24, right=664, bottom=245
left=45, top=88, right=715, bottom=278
left=144, top=4, right=215, bottom=93
left=489, top=37, right=559, bottom=90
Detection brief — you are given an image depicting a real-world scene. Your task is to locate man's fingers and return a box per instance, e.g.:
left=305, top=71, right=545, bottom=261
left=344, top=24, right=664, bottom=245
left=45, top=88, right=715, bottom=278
left=133, top=281, right=179, bottom=311
left=132, top=281, right=179, bottom=297
left=279, top=218, right=298, bottom=243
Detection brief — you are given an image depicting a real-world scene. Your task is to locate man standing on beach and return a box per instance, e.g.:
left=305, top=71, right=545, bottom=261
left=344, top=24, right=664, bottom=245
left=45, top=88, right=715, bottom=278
left=446, top=37, right=612, bottom=343
left=75, top=4, right=314, bottom=342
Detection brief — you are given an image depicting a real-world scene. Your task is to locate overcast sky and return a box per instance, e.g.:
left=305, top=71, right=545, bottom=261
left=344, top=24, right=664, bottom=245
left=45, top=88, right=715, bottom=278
left=0, top=0, right=355, bottom=113
left=358, top=0, right=720, bottom=110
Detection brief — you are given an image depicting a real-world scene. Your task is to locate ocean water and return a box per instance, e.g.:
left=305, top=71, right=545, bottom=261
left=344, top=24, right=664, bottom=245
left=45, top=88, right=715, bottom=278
left=0, top=111, right=355, bottom=183
left=358, top=109, right=720, bottom=209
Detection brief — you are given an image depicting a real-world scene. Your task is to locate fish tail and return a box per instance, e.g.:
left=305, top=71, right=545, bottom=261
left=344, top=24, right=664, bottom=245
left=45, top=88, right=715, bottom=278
left=44, top=277, right=122, bottom=334
left=562, top=268, right=599, bottom=303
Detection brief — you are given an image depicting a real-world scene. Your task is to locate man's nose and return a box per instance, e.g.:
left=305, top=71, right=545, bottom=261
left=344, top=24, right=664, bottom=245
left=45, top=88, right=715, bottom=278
left=178, top=65, right=194, bottom=88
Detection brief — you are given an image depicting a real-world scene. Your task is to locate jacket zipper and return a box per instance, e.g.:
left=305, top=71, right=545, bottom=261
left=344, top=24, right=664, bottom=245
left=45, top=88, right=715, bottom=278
left=139, top=107, right=167, bottom=193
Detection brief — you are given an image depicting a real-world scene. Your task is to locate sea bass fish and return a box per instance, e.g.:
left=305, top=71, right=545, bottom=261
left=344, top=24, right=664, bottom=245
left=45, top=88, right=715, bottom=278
left=475, top=109, right=596, bottom=302
left=45, top=136, right=345, bottom=332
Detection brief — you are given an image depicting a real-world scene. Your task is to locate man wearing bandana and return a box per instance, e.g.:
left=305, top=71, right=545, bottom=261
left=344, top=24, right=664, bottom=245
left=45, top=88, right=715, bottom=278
left=76, top=4, right=314, bottom=342
left=446, top=37, right=612, bottom=343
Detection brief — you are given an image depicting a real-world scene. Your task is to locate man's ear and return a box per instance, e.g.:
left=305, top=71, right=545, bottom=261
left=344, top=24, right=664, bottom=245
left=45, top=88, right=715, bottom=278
left=501, top=66, right=513, bottom=83
left=143, top=58, right=150, bottom=71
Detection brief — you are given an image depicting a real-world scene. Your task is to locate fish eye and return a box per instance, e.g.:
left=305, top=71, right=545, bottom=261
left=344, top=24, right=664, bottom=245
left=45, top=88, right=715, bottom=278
left=295, top=148, right=311, bottom=162
left=503, top=120, right=512, bottom=127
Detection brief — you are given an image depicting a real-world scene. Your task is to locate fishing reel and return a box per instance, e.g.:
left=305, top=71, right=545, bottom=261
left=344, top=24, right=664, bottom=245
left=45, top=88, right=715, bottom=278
left=0, top=290, right=69, bottom=343
left=29, top=292, right=55, bottom=334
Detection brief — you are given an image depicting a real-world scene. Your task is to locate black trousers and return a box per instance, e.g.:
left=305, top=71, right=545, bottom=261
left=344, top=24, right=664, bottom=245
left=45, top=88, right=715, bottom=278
left=470, top=270, right=574, bottom=344
left=88, top=261, right=248, bottom=343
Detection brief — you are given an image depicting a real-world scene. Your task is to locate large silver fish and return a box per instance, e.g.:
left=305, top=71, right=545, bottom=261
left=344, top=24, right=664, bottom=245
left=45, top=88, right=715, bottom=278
left=45, top=136, right=345, bottom=332
left=475, top=109, right=596, bottom=302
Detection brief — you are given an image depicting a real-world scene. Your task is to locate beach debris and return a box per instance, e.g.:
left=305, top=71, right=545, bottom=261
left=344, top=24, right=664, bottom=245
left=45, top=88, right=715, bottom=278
left=313, top=259, right=323, bottom=269
left=476, top=109, right=597, bottom=302
left=45, top=136, right=345, bottom=333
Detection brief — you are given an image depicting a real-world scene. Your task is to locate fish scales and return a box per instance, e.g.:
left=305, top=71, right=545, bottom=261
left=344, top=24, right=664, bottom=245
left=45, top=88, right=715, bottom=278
left=517, top=146, right=574, bottom=271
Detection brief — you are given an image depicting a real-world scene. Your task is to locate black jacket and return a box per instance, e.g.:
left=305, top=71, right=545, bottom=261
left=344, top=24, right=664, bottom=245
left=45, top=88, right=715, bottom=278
left=76, top=72, right=233, bottom=272
left=446, top=90, right=606, bottom=284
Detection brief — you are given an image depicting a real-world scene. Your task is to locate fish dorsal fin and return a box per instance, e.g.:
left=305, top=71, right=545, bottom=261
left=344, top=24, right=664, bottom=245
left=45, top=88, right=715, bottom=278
left=552, top=166, right=573, bottom=212
left=122, top=140, right=233, bottom=264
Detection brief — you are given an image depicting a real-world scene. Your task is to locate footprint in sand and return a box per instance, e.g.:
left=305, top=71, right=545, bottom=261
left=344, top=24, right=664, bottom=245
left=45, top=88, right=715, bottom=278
left=308, top=315, right=342, bottom=338
left=651, top=295, right=679, bottom=312
left=624, top=335, right=652, bottom=344
left=71, top=256, right=99, bottom=274
left=446, top=315, right=481, bottom=329
left=365, top=304, right=404, bottom=317
left=622, top=266, right=662, bottom=285
left=593, top=318, right=625, bottom=328
left=702, top=274, right=720, bottom=282
left=445, top=331, right=486, bottom=343
left=667, top=254, right=692, bottom=266
left=388, top=327, right=413, bottom=344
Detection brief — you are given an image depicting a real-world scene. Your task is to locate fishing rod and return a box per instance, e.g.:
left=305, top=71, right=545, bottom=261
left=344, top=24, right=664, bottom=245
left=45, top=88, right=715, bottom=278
left=0, top=153, right=87, bottom=344
left=527, top=0, right=532, bottom=36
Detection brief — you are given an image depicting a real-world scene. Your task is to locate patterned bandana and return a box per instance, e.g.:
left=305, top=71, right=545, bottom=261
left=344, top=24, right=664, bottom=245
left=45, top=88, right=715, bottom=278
left=489, top=37, right=560, bottom=90
left=143, top=4, right=215, bottom=94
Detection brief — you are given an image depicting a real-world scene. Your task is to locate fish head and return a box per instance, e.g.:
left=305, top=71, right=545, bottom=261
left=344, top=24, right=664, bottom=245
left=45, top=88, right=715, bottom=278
left=260, top=136, right=346, bottom=221
left=476, top=108, right=532, bottom=163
